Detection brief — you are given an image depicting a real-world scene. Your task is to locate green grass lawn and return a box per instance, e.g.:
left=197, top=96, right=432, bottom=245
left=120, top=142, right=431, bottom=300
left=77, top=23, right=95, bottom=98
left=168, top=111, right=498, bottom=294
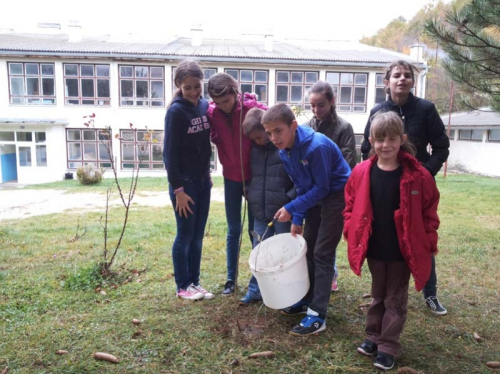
left=0, top=174, right=499, bottom=373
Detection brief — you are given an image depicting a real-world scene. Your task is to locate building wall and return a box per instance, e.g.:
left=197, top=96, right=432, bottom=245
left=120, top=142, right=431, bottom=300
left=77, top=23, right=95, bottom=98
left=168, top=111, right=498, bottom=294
left=0, top=56, right=427, bottom=184
left=448, top=130, right=500, bottom=177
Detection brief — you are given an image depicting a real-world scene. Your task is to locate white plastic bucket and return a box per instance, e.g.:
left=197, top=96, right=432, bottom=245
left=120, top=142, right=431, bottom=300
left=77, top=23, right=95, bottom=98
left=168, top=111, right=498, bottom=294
left=249, top=233, right=309, bottom=309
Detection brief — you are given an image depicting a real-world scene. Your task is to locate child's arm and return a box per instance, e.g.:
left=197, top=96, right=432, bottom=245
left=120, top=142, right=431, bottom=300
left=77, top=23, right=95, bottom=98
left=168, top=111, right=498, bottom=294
left=422, top=173, right=441, bottom=254
left=342, top=174, right=356, bottom=241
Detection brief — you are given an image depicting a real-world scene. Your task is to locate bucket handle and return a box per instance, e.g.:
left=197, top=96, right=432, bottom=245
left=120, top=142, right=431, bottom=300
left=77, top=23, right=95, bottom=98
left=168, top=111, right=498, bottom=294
left=252, top=219, right=276, bottom=272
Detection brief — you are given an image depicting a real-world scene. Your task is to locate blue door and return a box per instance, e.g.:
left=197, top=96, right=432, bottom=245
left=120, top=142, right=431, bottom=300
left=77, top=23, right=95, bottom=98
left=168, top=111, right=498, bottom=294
left=1, top=153, right=17, bottom=182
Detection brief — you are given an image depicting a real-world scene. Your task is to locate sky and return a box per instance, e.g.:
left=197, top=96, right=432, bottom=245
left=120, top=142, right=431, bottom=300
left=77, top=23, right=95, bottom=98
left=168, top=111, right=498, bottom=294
left=1, top=0, right=444, bottom=42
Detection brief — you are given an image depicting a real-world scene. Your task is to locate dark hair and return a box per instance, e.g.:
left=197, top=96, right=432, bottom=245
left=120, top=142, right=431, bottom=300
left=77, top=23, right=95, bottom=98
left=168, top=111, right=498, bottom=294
left=242, top=108, right=265, bottom=136
left=262, top=104, right=295, bottom=126
left=169, top=60, right=203, bottom=106
left=368, top=111, right=416, bottom=157
left=207, top=73, right=240, bottom=98
left=384, top=60, right=419, bottom=95
left=308, top=81, right=337, bottom=121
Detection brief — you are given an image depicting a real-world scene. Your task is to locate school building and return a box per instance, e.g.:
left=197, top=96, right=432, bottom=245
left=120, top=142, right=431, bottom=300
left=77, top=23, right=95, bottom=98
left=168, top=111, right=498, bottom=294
left=443, top=108, right=500, bottom=177
left=0, top=27, right=427, bottom=184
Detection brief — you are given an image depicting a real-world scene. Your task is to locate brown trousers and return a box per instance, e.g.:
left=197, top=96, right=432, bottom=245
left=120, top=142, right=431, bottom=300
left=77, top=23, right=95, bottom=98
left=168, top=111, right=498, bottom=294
left=366, top=258, right=411, bottom=357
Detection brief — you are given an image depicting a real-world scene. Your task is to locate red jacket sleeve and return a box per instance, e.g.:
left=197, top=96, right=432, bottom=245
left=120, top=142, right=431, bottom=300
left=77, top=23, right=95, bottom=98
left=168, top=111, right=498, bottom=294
left=343, top=172, right=356, bottom=241
left=421, top=172, right=440, bottom=255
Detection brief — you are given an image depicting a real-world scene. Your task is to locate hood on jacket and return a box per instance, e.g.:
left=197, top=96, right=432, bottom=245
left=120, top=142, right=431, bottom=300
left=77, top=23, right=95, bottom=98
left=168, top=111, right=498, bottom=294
left=292, top=124, right=315, bottom=149
left=170, top=95, right=203, bottom=109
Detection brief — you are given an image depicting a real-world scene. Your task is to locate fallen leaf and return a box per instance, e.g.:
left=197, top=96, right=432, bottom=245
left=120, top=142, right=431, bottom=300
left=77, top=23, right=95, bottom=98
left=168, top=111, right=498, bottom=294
left=473, top=332, right=482, bottom=342
left=94, top=352, right=119, bottom=364
left=397, top=366, right=418, bottom=374
left=132, top=319, right=141, bottom=325
left=359, top=303, right=371, bottom=308
left=229, top=359, right=240, bottom=366
left=486, top=362, right=500, bottom=368
left=56, top=350, right=69, bottom=355
left=248, top=351, right=275, bottom=358
left=1, top=366, right=8, bottom=374
left=100, top=290, right=107, bottom=295
left=362, top=293, right=371, bottom=299
left=136, top=279, right=142, bottom=283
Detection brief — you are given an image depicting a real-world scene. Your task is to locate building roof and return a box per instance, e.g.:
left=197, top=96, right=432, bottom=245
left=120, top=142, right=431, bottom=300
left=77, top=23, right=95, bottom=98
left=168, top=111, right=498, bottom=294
left=441, top=108, right=500, bottom=128
left=0, top=33, right=424, bottom=67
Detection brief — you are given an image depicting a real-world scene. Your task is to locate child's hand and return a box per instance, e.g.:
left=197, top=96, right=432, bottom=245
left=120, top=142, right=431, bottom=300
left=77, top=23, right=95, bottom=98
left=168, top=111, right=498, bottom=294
left=175, top=191, right=194, bottom=218
left=291, top=224, right=303, bottom=237
left=274, top=207, right=291, bottom=222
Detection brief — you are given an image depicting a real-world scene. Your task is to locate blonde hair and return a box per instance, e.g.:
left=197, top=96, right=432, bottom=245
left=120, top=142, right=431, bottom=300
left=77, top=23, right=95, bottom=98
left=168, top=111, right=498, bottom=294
left=368, top=111, right=416, bottom=157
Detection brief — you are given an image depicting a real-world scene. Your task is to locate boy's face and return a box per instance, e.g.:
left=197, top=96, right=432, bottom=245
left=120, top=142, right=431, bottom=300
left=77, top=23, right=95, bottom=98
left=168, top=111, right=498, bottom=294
left=247, top=129, right=270, bottom=146
left=263, top=120, right=298, bottom=150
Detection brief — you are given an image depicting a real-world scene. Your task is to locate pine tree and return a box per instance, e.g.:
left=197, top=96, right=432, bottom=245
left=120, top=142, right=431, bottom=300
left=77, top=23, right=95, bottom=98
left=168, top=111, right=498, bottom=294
left=425, top=0, right=500, bottom=111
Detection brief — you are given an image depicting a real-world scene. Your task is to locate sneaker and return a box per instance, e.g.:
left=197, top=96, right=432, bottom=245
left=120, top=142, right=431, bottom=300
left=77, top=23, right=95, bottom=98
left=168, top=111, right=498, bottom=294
left=425, top=296, right=447, bottom=315
left=280, top=300, right=309, bottom=316
left=331, top=277, right=339, bottom=292
left=373, top=351, right=395, bottom=371
left=290, top=315, right=326, bottom=336
left=238, top=293, right=262, bottom=306
left=357, top=339, right=377, bottom=357
left=222, top=280, right=235, bottom=296
left=194, top=284, right=214, bottom=300
left=176, top=284, right=204, bottom=300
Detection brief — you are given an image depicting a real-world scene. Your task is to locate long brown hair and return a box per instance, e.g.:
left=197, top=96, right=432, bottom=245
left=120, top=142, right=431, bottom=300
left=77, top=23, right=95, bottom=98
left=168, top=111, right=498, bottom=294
left=168, top=59, right=203, bottom=107
left=207, top=73, right=239, bottom=98
left=308, top=80, right=337, bottom=122
left=368, top=111, right=416, bottom=157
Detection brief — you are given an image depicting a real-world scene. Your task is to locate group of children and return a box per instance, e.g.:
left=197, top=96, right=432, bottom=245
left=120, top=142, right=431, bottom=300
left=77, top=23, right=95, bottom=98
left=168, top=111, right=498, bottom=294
left=163, top=59, right=447, bottom=371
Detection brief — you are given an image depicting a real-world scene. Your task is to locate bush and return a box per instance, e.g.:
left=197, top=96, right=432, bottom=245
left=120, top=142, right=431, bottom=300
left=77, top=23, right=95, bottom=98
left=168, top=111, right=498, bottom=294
left=76, top=165, right=105, bottom=185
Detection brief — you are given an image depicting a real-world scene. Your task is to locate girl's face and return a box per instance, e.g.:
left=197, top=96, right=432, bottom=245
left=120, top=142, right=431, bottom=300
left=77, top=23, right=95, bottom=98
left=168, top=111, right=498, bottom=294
left=212, top=93, right=237, bottom=114
left=370, top=133, right=408, bottom=163
left=385, top=66, right=414, bottom=98
left=309, top=92, right=334, bottom=121
left=264, top=120, right=298, bottom=150
left=248, top=129, right=270, bottom=146
left=180, top=76, right=202, bottom=105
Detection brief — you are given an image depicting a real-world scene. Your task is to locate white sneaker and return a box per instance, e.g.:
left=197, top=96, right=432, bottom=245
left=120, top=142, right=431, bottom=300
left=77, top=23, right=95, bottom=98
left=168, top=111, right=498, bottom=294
left=194, top=284, right=215, bottom=300
left=176, top=284, right=204, bottom=300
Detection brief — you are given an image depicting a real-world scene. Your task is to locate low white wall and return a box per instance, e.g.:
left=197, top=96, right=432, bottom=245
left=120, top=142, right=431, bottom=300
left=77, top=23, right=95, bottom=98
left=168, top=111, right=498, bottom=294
left=448, top=139, right=500, bottom=177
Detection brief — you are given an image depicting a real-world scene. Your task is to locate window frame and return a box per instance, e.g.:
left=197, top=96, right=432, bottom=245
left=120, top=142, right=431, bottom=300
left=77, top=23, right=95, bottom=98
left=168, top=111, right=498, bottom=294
left=63, top=63, right=111, bottom=106
left=458, top=129, right=484, bottom=141
left=66, top=128, right=112, bottom=169
left=275, top=70, right=319, bottom=110
left=326, top=71, right=368, bottom=113
left=488, top=129, right=500, bottom=142
left=119, top=65, right=165, bottom=107
left=224, top=68, right=269, bottom=104
left=8, top=62, right=56, bottom=105
left=119, top=129, right=165, bottom=170
left=374, top=73, right=387, bottom=105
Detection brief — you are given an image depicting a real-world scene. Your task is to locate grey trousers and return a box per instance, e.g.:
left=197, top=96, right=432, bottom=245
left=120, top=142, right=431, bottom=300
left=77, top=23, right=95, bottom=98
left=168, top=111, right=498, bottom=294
left=302, top=190, right=345, bottom=318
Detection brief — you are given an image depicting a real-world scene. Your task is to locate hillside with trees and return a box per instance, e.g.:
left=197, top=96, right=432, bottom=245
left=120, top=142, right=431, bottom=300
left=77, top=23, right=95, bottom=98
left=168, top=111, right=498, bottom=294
left=360, top=0, right=489, bottom=114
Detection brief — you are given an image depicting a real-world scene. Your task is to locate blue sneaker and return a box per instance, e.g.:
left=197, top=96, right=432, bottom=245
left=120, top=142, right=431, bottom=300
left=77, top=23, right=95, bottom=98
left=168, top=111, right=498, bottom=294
left=280, top=300, right=309, bottom=316
left=238, top=293, right=262, bottom=306
left=290, top=315, right=326, bottom=336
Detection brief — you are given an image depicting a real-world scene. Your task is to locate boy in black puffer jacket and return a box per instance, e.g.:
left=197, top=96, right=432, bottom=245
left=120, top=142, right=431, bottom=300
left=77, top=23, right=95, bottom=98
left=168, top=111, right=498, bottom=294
left=238, top=108, right=294, bottom=305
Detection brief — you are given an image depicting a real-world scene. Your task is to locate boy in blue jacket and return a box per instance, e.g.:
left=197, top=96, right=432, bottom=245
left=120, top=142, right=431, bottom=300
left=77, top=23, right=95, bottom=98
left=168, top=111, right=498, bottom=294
left=239, top=108, right=294, bottom=306
left=262, top=104, right=350, bottom=336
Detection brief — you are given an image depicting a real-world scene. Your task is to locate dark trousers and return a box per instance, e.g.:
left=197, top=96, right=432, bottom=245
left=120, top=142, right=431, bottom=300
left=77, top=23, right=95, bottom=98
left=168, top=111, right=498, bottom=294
left=366, top=258, right=411, bottom=358
left=302, top=190, right=345, bottom=318
left=423, top=256, right=437, bottom=298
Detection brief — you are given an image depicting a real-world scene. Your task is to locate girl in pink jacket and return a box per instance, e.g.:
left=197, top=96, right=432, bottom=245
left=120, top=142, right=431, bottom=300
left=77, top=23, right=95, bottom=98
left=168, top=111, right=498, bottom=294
left=207, top=73, right=267, bottom=296
left=343, top=111, right=440, bottom=371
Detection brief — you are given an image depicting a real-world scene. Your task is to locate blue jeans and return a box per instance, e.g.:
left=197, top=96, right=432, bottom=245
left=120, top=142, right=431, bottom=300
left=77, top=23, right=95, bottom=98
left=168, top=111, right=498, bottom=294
left=247, top=218, right=291, bottom=299
left=224, top=178, right=254, bottom=282
left=169, top=174, right=211, bottom=291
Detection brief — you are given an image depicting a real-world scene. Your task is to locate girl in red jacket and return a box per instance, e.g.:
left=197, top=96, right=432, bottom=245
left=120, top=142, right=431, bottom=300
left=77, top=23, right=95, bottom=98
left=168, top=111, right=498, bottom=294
left=343, top=111, right=440, bottom=371
left=207, top=73, right=267, bottom=296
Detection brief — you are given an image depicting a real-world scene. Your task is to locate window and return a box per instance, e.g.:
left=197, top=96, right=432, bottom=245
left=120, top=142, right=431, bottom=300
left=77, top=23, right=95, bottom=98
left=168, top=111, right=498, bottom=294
left=64, top=64, right=110, bottom=105
left=374, top=73, right=386, bottom=105
left=66, top=128, right=111, bottom=169
left=488, top=129, right=500, bottom=142
left=276, top=70, right=319, bottom=110
left=210, top=144, right=217, bottom=172
left=120, top=65, right=164, bottom=107
left=8, top=62, right=55, bottom=105
left=172, top=67, right=218, bottom=100
left=354, top=134, right=364, bottom=164
left=459, top=129, right=483, bottom=141
left=448, top=129, right=455, bottom=140
left=120, top=129, right=164, bottom=170
left=19, top=147, right=32, bottom=166
left=0, top=132, right=15, bottom=141
left=326, top=71, right=368, bottom=112
left=225, top=69, right=269, bottom=103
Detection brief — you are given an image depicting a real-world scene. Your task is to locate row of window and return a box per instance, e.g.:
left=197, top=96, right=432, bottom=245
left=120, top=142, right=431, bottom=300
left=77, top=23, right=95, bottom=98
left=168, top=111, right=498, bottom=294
left=452, top=129, right=500, bottom=141
left=7, top=62, right=387, bottom=112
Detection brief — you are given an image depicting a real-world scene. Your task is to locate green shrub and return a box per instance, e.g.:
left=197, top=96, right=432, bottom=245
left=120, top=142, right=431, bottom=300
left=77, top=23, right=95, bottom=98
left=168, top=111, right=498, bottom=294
left=64, top=264, right=104, bottom=291
left=76, top=165, right=105, bottom=185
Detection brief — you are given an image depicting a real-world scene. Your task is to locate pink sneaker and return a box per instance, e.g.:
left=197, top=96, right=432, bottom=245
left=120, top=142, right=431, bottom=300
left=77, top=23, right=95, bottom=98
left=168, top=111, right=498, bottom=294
left=176, top=284, right=204, bottom=300
left=193, top=284, right=215, bottom=300
left=331, top=277, right=339, bottom=292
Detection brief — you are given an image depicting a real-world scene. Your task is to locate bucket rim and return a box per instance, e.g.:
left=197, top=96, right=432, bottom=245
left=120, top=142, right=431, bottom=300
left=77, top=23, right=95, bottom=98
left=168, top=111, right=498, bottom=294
left=249, top=233, right=307, bottom=275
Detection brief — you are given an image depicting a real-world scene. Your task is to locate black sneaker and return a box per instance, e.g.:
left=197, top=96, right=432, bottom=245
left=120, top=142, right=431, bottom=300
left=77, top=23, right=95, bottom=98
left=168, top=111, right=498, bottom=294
left=373, top=351, right=395, bottom=371
left=425, top=296, right=447, bottom=315
left=280, top=300, right=308, bottom=315
left=222, top=280, right=235, bottom=296
left=290, top=315, right=326, bottom=336
left=357, top=339, right=377, bottom=357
